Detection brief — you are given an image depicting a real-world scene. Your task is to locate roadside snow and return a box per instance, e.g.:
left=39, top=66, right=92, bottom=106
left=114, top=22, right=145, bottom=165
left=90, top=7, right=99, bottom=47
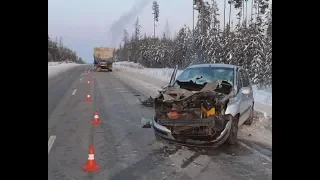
left=114, top=61, right=272, bottom=106
left=114, top=61, right=183, bottom=82
left=252, top=86, right=272, bottom=106
left=238, top=112, right=272, bottom=148
left=48, top=62, right=83, bottom=78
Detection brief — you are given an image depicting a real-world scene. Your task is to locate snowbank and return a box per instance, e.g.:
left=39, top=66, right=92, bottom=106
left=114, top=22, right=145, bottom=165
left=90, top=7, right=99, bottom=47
left=252, top=86, right=272, bottom=105
left=114, top=61, right=183, bottom=82
left=48, top=62, right=83, bottom=78
left=114, top=61, right=272, bottom=106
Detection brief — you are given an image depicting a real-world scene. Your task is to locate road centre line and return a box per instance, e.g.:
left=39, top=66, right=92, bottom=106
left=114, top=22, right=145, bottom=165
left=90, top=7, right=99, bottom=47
left=72, top=89, right=77, bottom=95
left=48, top=135, right=56, bottom=154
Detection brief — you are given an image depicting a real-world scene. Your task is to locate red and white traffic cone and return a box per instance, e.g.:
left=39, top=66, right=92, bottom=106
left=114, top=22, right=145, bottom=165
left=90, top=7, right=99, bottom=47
left=92, top=111, right=101, bottom=125
left=82, top=145, right=100, bottom=172
left=86, top=94, right=91, bottom=101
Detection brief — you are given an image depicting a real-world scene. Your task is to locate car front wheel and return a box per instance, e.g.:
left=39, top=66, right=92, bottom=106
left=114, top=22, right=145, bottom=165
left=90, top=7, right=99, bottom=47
left=226, top=115, right=239, bottom=145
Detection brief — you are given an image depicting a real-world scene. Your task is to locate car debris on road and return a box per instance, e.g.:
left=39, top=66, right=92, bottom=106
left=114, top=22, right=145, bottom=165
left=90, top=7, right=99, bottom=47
left=139, top=96, right=154, bottom=107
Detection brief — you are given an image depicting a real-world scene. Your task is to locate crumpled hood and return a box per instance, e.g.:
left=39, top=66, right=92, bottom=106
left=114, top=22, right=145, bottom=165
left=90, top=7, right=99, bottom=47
left=156, top=81, right=233, bottom=102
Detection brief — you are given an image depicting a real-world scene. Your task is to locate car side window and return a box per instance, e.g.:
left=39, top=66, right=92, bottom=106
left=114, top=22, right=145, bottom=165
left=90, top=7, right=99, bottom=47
left=241, top=70, right=250, bottom=87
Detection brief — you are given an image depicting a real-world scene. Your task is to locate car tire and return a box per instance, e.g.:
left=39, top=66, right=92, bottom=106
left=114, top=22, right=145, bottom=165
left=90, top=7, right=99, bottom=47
left=244, top=106, right=254, bottom=125
left=226, top=115, right=239, bottom=145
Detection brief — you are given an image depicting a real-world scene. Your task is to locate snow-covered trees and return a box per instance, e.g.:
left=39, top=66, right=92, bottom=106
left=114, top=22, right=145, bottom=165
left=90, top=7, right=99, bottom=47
left=114, top=0, right=272, bottom=86
left=48, top=36, right=85, bottom=64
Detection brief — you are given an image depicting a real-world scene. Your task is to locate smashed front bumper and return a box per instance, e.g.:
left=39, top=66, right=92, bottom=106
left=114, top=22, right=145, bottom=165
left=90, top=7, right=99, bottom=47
left=152, top=116, right=232, bottom=146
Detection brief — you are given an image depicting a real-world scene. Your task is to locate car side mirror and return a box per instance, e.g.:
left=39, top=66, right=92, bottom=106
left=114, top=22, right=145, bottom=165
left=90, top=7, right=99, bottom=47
left=241, top=87, right=251, bottom=95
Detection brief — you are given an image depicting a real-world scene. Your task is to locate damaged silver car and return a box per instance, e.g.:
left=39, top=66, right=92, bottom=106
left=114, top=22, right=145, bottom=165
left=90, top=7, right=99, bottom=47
left=143, top=64, right=254, bottom=147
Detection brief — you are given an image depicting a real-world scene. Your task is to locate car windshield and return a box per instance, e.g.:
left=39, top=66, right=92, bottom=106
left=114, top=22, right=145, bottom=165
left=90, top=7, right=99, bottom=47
left=173, top=66, right=234, bottom=87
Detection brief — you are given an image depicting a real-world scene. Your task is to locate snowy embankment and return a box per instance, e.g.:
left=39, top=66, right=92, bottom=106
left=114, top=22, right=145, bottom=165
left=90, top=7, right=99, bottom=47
left=48, top=62, right=83, bottom=78
left=113, top=61, right=272, bottom=116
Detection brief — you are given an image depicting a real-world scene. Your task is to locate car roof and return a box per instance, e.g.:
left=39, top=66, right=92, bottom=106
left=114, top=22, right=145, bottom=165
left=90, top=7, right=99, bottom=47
left=186, top=63, right=238, bottom=69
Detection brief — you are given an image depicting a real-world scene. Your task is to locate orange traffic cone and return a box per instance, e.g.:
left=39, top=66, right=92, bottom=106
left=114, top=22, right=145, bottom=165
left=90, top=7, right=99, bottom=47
left=82, top=145, right=100, bottom=172
left=86, top=94, right=91, bottom=101
left=92, top=111, right=101, bottom=125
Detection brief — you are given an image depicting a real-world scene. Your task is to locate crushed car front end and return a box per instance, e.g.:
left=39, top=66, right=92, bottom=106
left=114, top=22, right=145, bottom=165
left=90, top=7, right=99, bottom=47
left=152, top=80, right=236, bottom=146
left=152, top=114, right=233, bottom=146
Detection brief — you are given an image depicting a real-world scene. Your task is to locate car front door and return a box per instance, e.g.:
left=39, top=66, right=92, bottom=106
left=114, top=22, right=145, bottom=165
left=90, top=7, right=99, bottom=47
left=237, top=69, right=246, bottom=126
left=243, top=70, right=254, bottom=118
left=238, top=69, right=252, bottom=125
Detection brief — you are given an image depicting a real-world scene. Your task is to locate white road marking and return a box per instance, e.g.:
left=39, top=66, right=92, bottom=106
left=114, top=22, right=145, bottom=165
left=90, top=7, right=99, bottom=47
left=48, top=135, right=56, bottom=154
left=116, top=90, right=131, bottom=93
left=72, top=89, right=77, bottom=95
left=80, top=78, right=83, bottom=82
left=237, top=141, right=272, bottom=162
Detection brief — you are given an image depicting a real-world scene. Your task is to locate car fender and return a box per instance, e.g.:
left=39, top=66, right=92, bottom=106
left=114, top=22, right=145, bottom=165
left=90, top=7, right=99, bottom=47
left=224, top=97, right=240, bottom=117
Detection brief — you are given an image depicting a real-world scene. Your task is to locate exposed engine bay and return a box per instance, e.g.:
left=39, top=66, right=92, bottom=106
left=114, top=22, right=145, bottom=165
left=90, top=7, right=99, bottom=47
left=154, top=80, right=235, bottom=142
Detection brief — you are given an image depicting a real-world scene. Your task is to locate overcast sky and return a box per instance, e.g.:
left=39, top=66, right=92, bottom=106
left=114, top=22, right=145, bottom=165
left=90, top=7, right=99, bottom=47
left=49, top=0, right=268, bottom=63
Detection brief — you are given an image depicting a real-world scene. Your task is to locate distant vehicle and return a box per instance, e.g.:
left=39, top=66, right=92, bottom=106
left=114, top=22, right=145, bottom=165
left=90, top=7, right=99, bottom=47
left=143, top=63, right=254, bottom=147
left=93, top=47, right=114, bottom=72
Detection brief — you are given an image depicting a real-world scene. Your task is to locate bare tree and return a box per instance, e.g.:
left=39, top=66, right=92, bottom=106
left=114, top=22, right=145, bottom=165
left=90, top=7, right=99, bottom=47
left=152, top=1, right=159, bottom=38
left=242, top=0, right=245, bottom=23
left=251, top=0, right=254, bottom=23
left=245, top=0, right=248, bottom=26
left=134, top=17, right=142, bottom=40
left=228, top=0, right=232, bottom=33
left=122, top=29, right=129, bottom=43
left=163, top=19, right=171, bottom=38
left=223, top=0, right=226, bottom=31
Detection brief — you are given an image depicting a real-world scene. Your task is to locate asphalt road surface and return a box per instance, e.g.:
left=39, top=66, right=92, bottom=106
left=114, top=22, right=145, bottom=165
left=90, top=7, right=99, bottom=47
left=48, top=68, right=272, bottom=180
